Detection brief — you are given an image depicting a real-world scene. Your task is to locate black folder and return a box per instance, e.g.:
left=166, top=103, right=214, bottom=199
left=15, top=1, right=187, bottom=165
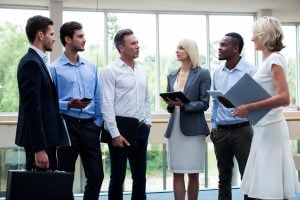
left=101, top=116, right=139, bottom=146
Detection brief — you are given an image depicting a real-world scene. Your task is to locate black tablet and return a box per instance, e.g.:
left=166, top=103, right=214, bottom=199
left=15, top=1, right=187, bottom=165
left=80, top=97, right=92, bottom=102
left=159, top=91, right=190, bottom=103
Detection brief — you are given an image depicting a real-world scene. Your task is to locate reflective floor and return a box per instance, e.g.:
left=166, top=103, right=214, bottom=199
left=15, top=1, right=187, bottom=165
left=74, top=188, right=300, bottom=200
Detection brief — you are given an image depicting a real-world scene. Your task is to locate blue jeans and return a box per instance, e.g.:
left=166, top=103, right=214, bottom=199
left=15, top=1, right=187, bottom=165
left=108, top=123, right=150, bottom=200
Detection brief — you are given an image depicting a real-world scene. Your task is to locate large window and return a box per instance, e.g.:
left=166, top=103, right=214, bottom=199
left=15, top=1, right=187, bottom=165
left=106, top=13, right=157, bottom=111
left=159, top=14, right=207, bottom=111
left=208, top=15, right=255, bottom=71
left=282, top=25, right=298, bottom=108
left=2, top=10, right=300, bottom=112
left=63, top=11, right=105, bottom=68
left=0, top=9, right=49, bottom=112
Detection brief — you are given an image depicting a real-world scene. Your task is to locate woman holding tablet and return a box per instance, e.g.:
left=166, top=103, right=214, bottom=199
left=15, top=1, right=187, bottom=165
left=164, top=39, right=211, bottom=200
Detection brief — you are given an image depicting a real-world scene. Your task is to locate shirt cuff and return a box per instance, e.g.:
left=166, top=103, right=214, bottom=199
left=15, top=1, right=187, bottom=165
left=94, top=118, right=102, bottom=127
left=60, top=101, right=69, bottom=110
left=211, top=121, right=217, bottom=129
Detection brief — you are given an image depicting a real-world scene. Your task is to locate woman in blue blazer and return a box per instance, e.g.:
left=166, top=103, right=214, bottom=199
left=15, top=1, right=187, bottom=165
left=164, top=39, right=211, bottom=200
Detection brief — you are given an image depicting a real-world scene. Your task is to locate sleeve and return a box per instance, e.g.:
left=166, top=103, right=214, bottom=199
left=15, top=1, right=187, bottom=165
left=94, top=66, right=103, bottom=127
left=49, top=64, right=69, bottom=110
left=100, top=67, right=120, bottom=138
left=268, top=53, right=286, bottom=73
left=184, top=69, right=211, bottom=113
left=143, top=73, right=152, bottom=125
left=166, top=75, right=175, bottom=113
left=211, top=72, right=218, bottom=129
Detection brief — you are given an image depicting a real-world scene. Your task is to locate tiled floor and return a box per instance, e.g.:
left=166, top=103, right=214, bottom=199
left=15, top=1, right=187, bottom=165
left=74, top=188, right=300, bottom=200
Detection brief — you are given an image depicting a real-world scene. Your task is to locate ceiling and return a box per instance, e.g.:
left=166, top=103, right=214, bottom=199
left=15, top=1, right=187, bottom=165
left=0, top=0, right=299, bottom=22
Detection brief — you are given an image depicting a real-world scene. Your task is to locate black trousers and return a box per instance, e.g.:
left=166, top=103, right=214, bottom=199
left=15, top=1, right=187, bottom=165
left=57, top=117, right=104, bottom=200
left=211, top=124, right=253, bottom=200
left=108, top=123, right=150, bottom=200
left=25, top=147, right=57, bottom=171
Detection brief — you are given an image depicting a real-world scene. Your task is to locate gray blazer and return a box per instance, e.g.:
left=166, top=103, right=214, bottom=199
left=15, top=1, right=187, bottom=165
left=164, top=67, right=211, bottom=138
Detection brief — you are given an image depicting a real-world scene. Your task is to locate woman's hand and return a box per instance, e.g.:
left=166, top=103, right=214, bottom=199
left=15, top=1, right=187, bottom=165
left=232, top=104, right=251, bottom=118
left=166, top=98, right=185, bottom=107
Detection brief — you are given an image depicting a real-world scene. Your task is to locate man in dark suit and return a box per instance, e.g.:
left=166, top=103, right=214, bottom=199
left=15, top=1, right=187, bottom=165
left=16, top=15, right=60, bottom=170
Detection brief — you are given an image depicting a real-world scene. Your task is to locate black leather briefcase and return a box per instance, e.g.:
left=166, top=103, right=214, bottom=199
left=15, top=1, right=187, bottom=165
left=6, top=170, right=74, bottom=200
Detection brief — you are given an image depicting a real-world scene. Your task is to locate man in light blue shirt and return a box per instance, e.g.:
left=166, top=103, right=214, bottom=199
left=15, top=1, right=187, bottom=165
left=210, top=32, right=256, bottom=200
left=50, top=21, right=103, bottom=200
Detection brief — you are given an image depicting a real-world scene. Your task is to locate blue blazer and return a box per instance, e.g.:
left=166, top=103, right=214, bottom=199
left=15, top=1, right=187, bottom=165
left=164, top=67, right=211, bottom=138
left=16, top=48, right=61, bottom=152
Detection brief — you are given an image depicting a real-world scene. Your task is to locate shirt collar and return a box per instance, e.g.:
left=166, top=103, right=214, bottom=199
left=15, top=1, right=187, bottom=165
left=60, top=53, right=85, bottom=66
left=222, top=57, right=245, bottom=72
left=30, top=45, right=47, bottom=64
left=116, top=58, right=137, bottom=69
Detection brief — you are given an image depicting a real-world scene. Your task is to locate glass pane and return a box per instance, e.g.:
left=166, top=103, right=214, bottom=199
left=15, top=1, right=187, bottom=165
left=209, top=15, right=255, bottom=72
left=63, top=11, right=105, bottom=68
left=159, top=14, right=207, bottom=112
left=0, top=9, right=49, bottom=112
left=0, top=147, right=26, bottom=196
left=106, top=13, right=157, bottom=111
left=282, top=25, right=297, bottom=107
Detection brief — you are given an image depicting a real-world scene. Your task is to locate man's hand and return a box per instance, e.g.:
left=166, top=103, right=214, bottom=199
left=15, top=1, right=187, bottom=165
left=35, top=150, right=49, bottom=169
left=210, top=128, right=217, bottom=142
left=68, top=98, right=91, bottom=109
left=112, top=135, right=130, bottom=148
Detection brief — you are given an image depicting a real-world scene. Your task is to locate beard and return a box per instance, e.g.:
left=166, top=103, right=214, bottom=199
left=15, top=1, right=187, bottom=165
left=43, top=43, right=53, bottom=52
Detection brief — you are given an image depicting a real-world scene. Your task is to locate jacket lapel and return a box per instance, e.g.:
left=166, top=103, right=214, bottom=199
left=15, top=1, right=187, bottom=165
left=168, top=69, right=179, bottom=92
left=28, top=48, right=58, bottom=98
left=28, top=48, right=53, bottom=83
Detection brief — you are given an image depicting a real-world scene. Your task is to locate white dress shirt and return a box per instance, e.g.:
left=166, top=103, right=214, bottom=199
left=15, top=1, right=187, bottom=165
left=100, top=59, right=151, bottom=138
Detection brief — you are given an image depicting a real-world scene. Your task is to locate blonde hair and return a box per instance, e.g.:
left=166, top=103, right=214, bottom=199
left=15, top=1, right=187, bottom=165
left=178, top=39, right=200, bottom=68
left=252, top=16, right=285, bottom=51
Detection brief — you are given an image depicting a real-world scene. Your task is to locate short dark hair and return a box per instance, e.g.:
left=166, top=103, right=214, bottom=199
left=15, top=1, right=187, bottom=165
left=25, top=15, right=53, bottom=44
left=225, top=32, right=244, bottom=54
left=114, top=29, right=134, bottom=53
left=60, top=21, right=83, bottom=46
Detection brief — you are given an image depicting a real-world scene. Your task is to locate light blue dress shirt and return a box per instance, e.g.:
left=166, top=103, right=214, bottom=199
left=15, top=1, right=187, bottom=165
left=49, top=54, right=102, bottom=127
left=211, top=58, right=256, bottom=128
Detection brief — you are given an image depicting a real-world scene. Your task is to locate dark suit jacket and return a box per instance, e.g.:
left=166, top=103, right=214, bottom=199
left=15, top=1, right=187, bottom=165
left=165, top=67, right=211, bottom=138
left=16, top=48, right=61, bottom=152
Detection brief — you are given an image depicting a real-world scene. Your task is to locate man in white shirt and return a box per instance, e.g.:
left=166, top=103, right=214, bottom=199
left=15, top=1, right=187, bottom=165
left=100, top=29, right=151, bottom=200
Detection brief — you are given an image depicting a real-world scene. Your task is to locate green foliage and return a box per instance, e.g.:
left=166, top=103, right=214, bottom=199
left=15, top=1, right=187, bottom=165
left=101, top=146, right=165, bottom=176
left=88, top=44, right=104, bottom=69
left=286, top=57, right=296, bottom=105
left=0, top=22, right=27, bottom=112
left=146, top=149, right=164, bottom=175
left=107, top=13, right=120, bottom=42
